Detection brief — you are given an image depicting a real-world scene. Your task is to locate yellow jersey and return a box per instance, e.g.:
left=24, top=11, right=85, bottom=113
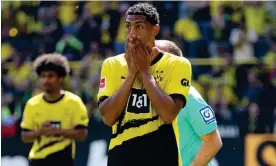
left=20, top=91, right=89, bottom=160
left=97, top=52, right=191, bottom=166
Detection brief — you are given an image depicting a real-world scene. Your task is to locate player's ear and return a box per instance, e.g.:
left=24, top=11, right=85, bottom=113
left=152, top=24, right=160, bottom=37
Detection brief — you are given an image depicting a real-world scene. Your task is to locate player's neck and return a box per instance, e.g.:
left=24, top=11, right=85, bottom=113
left=148, top=41, right=155, bottom=51
left=43, top=90, right=65, bottom=103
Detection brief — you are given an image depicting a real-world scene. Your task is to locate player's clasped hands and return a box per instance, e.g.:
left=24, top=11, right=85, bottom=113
left=125, top=35, right=137, bottom=75
left=131, top=34, right=151, bottom=73
left=39, top=121, right=59, bottom=136
left=126, top=34, right=160, bottom=75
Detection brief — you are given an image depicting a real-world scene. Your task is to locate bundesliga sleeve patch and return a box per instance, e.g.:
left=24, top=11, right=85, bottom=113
left=99, top=77, right=106, bottom=91
left=199, top=106, right=216, bottom=124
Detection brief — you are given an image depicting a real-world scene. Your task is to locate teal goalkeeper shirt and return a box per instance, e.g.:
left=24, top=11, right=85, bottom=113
left=173, top=86, right=217, bottom=166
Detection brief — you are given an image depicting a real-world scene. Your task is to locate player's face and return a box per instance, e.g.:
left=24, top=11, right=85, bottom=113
left=40, top=71, right=63, bottom=93
left=126, top=15, right=159, bottom=47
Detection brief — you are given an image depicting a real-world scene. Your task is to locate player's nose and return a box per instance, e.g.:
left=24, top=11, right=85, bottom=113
left=129, top=27, right=137, bottom=35
left=41, top=77, right=50, bottom=85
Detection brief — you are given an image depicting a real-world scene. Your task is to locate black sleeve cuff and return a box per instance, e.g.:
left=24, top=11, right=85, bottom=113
left=169, top=94, right=187, bottom=108
left=74, top=125, right=87, bottom=129
left=98, top=96, right=109, bottom=106
left=22, top=129, right=32, bottom=132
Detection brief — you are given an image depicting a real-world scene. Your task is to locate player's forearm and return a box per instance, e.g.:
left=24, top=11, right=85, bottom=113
left=99, top=74, right=136, bottom=126
left=58, top=129, right=88, bottom=141
left=191, top=136, right=222, bottom=166
left=21, top=130, right=41, bottom=143
left=140, top=71, right=178, bottom=124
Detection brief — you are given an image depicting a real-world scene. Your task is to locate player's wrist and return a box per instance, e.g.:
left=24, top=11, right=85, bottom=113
left=53, top=129, right=64, bottom=136
left=140, top=70, right=151, bottom=79
left=127, top=72, right=137, bottom=80
left=36, top=129, right=43, bottom=137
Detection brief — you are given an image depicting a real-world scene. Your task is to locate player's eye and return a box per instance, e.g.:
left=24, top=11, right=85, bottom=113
left=126, top=24, right=130, bottom=29
left=137, top=25, right=143, bottom=29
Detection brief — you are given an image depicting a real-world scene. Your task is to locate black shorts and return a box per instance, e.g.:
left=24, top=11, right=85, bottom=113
left=30, top=146, right=75, bottom=166
left=108, top=124, right=179, bottom=166
left=30, top=158, right=74, bottom=166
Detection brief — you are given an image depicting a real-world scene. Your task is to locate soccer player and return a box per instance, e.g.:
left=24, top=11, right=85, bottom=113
left=20, top=54, right=89, bottom=166
left=97, top=3, right=192, bottom=166
left=155, top=40, right=222, bottom=166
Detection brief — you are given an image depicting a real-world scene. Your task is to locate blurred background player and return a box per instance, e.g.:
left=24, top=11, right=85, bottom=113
left=20, top=54, right=89, bottom=166
left=155, top=40, right=222, bottom=166
left=97, top=3, right=192, bottom=166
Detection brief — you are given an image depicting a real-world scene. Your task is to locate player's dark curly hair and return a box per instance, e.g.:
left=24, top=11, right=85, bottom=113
left=33, top=53, right=70, bottom=77
left=125, top=3, right=160, bottom=25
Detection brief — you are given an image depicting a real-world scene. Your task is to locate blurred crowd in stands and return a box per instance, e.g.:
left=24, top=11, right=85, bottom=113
left=1, top=1, right=276, bottom=138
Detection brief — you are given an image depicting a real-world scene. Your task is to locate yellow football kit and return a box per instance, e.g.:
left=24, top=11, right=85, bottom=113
left=20, top=91, right=89, bottom=162
left=97, top=52, right=192, bottom=166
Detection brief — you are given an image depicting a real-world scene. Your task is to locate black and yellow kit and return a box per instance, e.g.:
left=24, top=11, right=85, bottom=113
left=20, top=91, right=89, bottom=166
left=97, top=52, right=192, bottom=166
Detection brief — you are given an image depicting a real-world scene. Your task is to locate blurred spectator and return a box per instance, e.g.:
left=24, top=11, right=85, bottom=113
left=100, top=11, right=112, bottom=50
left=104, top=48, right=116, bottom=58
left=58, top=1, right=78, bottom=33
left=75, top=42, right=104, bottom=112
left=244, top=2, right=266, bottom=37
left=262, top=36, right=276, bottom=70
left=229, top=22, right=258, bottom=62
left=235, top=102, right=260, bottom=136
left=37, top=6, right=63, bottom=53
left=56, top=34, right=84, bottom=61
left=248, top=103, right=260, bottom=133
left=212, top=51, right=236, bottom=87
left=196, top=74, right=212, bottom=101
left=208, top=79, right=238, bottom=120
left=79, top=41, right=103, bottom=82
left=76, top=4, right=101, bottom=53
left=270, top=60, right=276, bottom=87
left=1, top=43, right=15, bottom=62
left=6, top=55, right=32, bottom=95
left=104, top=2, right=120, bottom=46
left=160, top=26, right=174, bottom=41
left=114, top=3, right=129, bottom=54
left=174, top=12, right=202, bottom=58
left=155, top=2, right=178, bottom=30
left=244, top=1, right=269, bottom=58
left=254, top=72, right=276, bottom=133
left=86, top=1, right=104, bottom=16
left=244, top=68, right=263, bottom=101
left=264, top=2, right=276, bottom=32
left=210, top=1, right=225, bottom=42
left=1, top=7, right=16, bottom=40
